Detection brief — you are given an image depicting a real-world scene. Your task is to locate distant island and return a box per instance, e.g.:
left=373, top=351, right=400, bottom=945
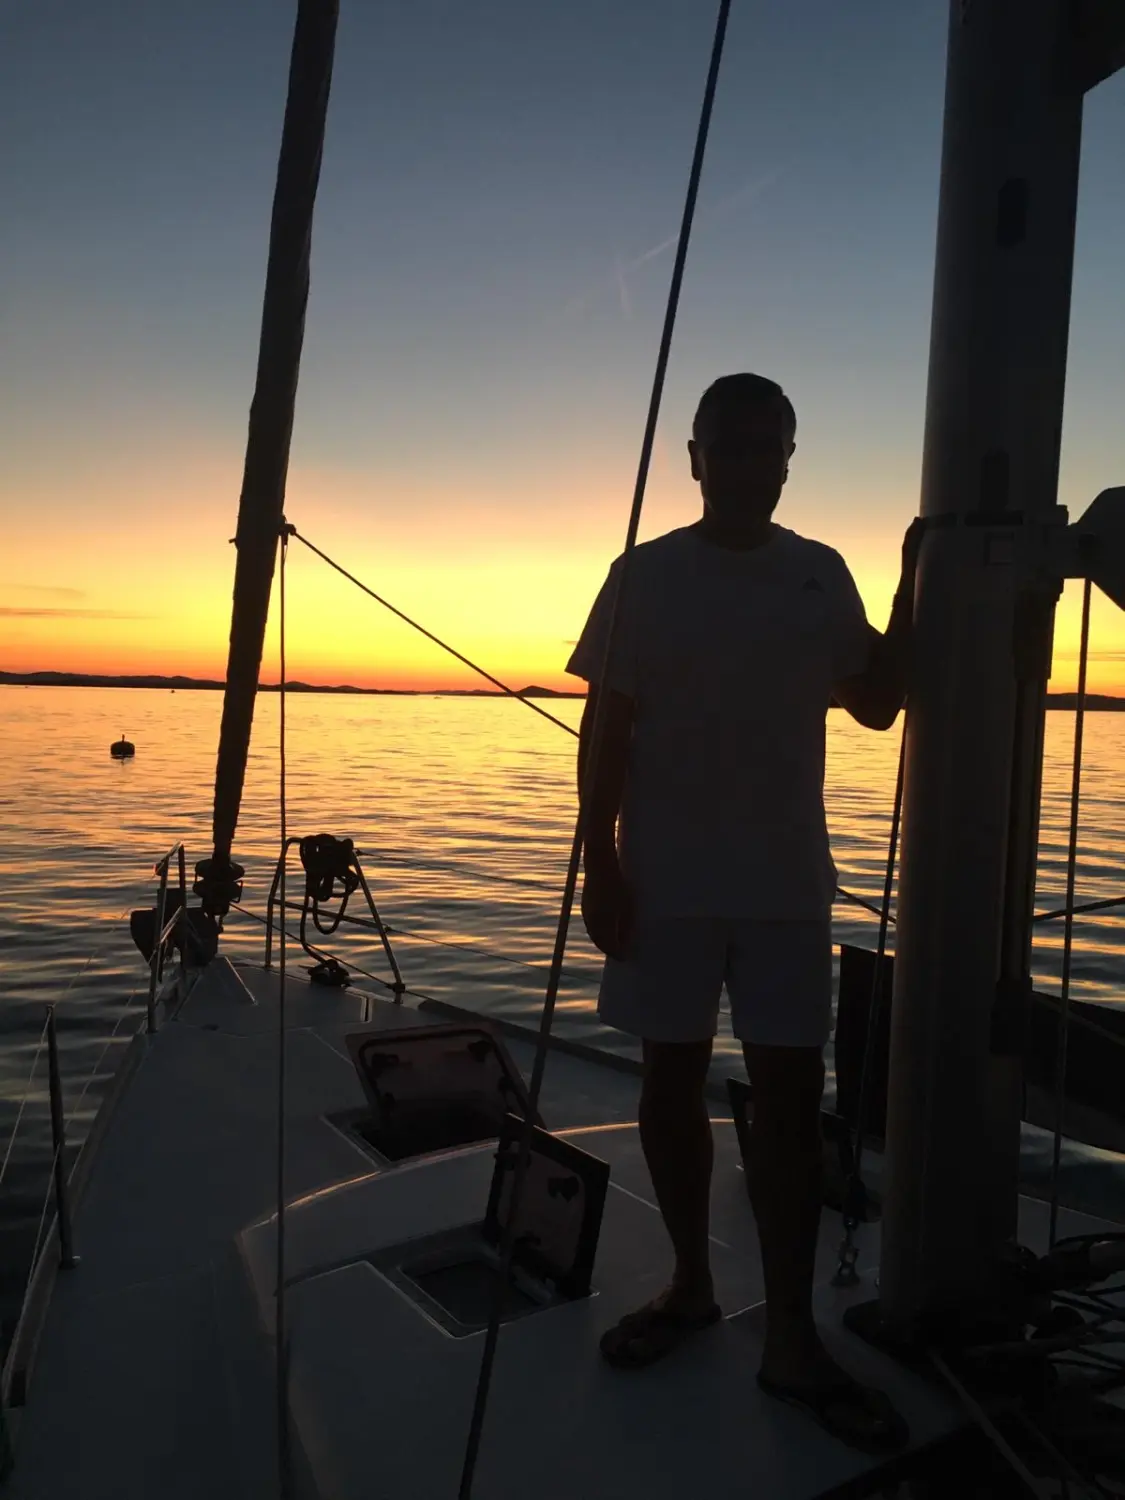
left=1042, top=693, right=1125, bottom=711
left=0, top=670, right=583, bottom=699
left=1, top=670, right=1122, bottom=709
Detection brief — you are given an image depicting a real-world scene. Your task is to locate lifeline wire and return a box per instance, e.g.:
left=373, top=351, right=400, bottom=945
left=1035, top=894, right=1125, bottom=924
left=456, top=2, right=734, bottom=1493
left=271, top=898, right=592, bottom=983
left=0, top=1015, right=51, bottom=1190
left=230, top=903, right=412, bottom=1000
left=2, top=903, right=141, bottom=1184
left=19, top=1138, right=66, bottom=1328
left=1049, top=575, right=1092, bottom=1248
left=66, top=986, right=145, bottom=1129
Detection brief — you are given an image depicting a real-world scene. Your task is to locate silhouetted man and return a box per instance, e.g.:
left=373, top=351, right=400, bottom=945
left=567, top=372, right=921, bottom=1453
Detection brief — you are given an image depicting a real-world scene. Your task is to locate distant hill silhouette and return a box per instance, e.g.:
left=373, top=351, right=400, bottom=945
left=0, top=671, right=1115, bottom=709
left=1045, top=693, right=1125, bottom=711
left=0, top=670, right=583, bottom=699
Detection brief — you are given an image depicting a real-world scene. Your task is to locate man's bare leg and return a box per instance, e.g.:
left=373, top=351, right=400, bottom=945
left=600, top=1037, right=719, bottom=1365
left=743, top=1042, right=906, bottom=1449
left=638, top=1037, right=717, bottom=1308
left=742, top=1042, right=828, bottom=1379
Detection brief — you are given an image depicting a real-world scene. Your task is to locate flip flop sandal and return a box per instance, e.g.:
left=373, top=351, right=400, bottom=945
left=757, top=1372, right=910, bottom=1455
left=600, top=1301, right=723, bottom=1370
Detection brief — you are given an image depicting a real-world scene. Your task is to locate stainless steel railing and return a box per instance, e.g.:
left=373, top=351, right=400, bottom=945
left=261, top=837, right=405, bottom=1002
left=146, top=842, right=188, bottom=1034
left=0, top=842, right=189, bottom=1433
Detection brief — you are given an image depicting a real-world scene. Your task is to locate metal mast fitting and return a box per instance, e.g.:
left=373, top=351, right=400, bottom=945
left=879, top=0, right=1124, bottom=1335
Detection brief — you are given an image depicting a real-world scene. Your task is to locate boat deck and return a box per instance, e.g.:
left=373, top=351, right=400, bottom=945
left=3, top=957, right=1115, bottom=1499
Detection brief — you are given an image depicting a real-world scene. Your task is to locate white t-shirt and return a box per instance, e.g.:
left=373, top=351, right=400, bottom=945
left=566, top=524, right=872, bottom=920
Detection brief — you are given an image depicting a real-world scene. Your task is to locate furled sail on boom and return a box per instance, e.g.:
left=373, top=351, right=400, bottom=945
left=197, top=0, right=340, bottom=914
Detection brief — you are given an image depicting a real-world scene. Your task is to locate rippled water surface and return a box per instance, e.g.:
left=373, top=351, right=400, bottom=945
left=3, top=685, right=1125, bottom=1319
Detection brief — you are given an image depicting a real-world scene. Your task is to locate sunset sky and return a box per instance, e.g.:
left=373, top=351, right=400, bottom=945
left=1, top=1, right=1123, bottom=692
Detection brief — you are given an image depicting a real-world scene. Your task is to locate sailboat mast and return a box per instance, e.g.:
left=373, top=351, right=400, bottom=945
left=881, top=0, right=1123, bottom=1331
left=202, top=0, right=339, bottom=904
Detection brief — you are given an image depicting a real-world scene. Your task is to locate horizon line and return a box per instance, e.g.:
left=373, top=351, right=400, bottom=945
left=0, top=669, right=584, bottom=699
left=1, top=670, right=1122, bottom=709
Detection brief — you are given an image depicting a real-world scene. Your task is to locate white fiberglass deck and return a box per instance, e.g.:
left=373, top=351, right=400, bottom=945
left=4, top=956, right=1114, bottom=1500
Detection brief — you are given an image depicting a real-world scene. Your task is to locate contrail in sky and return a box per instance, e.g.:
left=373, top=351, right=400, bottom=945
left=562, top=169, right=782, bottom=323
left=0, top=606, right=149, bottom=620
left=7, top=584, right=86, bottom=600
left=613, top=253, right=634, bottom=320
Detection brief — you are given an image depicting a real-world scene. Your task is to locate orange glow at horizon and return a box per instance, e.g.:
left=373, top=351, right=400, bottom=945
left=6, top=549, right=1125, bottom=697
left=5, top=451, right=1125, bottom=696
left=4, top=3, right=1123, bottom=713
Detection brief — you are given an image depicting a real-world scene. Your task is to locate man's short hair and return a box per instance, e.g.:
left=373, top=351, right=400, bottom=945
left=693, top=373, right=797, bottom=441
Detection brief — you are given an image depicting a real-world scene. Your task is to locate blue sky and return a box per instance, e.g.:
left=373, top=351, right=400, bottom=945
left=1, top=1, right=1122, bottom=686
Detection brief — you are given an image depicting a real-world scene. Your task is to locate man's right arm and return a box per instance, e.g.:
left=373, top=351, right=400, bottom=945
left=578, top=684, right=635, bottom=960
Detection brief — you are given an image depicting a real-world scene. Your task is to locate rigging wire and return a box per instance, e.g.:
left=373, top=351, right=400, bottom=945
left=1049, top=576, right=1092, bottom=1248
left=456, top=2, right=734, bottom=1492
left=832, top=718, right=907, bottom=1284
left=929, top=1351, right=1050, bottom=1499
left=1034, top=893, right=1125, bottom=924
left=835, top=884, right=895, bottom=924
left=1030, top=988, right=1125, bottom=1056
left=290, top=529, right=579, bottom=739
left=289, top=527, right=888, bottom=924
left=276, top=524, right=293, bottom=1496
left=1010, top=1407, right=1109, bottom=1500
left=283, top=523, right=1125, bottom=949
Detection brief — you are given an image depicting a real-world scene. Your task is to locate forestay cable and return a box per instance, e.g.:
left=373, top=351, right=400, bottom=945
left=456, top=2, right=735, bottom=1493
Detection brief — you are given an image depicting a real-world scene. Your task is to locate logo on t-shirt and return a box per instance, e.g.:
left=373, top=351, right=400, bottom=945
left=802, top=577, right=824, bottom=592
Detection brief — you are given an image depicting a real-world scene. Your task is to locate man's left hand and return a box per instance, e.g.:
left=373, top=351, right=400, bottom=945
left=900, top=517, right=928, bottom=593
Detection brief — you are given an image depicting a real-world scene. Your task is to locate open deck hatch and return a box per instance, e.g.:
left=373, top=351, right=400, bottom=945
left=372, top=1114, right=610, bottom=1336
left=333, top=1021, right=540, bottom=1162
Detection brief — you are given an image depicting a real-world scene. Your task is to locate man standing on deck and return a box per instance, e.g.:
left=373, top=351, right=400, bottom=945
left=567, top=372, right=923, bottom=1454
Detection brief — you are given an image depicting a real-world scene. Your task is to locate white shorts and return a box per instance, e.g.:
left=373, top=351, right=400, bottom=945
left=597, top=917, right=833, bottom=1048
